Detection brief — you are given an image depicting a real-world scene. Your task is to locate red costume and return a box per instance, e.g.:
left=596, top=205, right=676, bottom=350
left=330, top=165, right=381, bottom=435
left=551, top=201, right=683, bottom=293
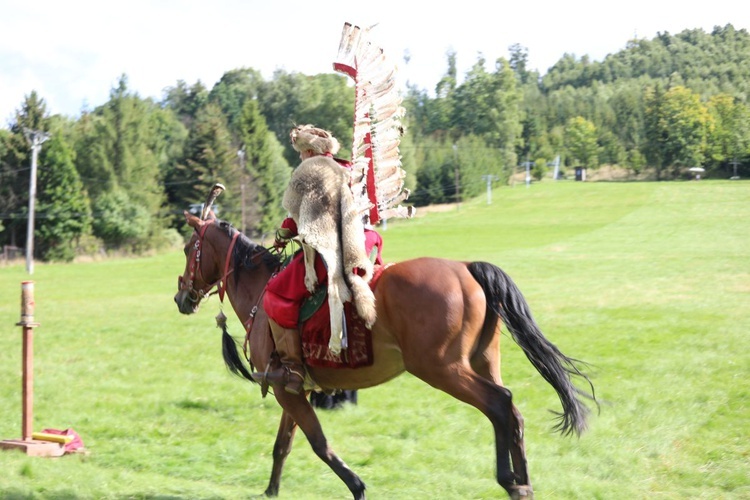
left=264, top=157, right=384, bottom=330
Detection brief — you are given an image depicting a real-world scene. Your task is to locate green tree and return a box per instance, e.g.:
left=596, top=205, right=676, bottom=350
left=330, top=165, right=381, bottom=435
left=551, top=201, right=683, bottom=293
left=454, top=135, right=506, bottom=198
left=162, top=80, right=209, bottom=129
left=421, top=50, right=458, bottom=136
left=258, top=71, right=353, bottom=165
left=75, top=75, right=168, bottom=247
left=167, top=101, right=240, bottom=225
left=92, top=189, right=150, bottom=247
left=565, top=116, right=600, bottom=169
left=509, top=43, right=531, bottom=84
left=644, top=85, right=711, bottom=178
left=208, top=68, right=264, bottom=137
left=706, top=93, right=750, bottom=176
left=532, top=156, right=548, bottom=181
left=239, top=98, right=290, bottom=236
left=411, top=138, right=455, bottom=206
left=0, top=91, right=50, bottom=248
left=36, top=134, right=92, bottom=261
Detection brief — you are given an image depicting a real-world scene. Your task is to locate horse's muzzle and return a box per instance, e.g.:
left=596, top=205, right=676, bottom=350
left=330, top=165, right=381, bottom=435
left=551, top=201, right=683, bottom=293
left=174, top=289, right=199, bottom=315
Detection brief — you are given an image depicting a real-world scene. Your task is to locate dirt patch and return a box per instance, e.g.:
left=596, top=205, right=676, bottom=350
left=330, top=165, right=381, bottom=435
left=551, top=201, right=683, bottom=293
left=412, top=203, right=458, bottom=217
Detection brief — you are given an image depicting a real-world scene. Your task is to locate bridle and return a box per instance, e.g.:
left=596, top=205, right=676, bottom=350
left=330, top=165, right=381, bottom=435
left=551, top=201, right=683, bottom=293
left=178, top=220, right=240, bottom=304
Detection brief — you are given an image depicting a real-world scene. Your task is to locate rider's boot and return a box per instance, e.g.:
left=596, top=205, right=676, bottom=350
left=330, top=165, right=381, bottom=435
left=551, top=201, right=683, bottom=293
left=252, top=325, right=305, bottom=395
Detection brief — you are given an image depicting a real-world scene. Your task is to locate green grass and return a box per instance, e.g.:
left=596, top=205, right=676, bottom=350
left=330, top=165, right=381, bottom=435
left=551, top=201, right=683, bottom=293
left=1, top=179, right=748, bottom=499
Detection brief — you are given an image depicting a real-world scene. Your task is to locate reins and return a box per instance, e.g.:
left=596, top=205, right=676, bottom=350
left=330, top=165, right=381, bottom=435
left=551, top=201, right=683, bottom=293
left=242, top=287, right=266, bottom=361
left=180, top=221, right=239, bottom=303
left=182, top=219, right=283, bottom=366
left=217, top=231, right=240, bottom=302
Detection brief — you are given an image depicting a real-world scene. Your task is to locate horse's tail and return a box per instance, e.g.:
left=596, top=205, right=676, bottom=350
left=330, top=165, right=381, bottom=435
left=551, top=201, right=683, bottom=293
left=467, top=261, right=596, bottom=437
left=221, top=325, right=256, bottom=384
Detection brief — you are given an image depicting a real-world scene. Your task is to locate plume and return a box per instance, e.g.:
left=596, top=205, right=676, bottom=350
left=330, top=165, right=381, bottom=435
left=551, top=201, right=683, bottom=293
left=333, top=22, right=415, bottom=224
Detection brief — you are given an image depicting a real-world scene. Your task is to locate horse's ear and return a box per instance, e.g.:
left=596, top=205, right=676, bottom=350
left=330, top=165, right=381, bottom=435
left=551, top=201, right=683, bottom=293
left=184, top=210, right=203, bottom=230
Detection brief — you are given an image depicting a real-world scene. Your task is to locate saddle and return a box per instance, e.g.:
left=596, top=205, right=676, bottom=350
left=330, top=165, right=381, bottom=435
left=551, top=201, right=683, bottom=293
left=299, top=265, right=388, bottom=369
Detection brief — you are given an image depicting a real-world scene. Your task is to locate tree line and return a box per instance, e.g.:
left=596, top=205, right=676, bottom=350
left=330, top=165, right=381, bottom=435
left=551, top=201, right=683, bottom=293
left=1, top=23, right=749, bottom=262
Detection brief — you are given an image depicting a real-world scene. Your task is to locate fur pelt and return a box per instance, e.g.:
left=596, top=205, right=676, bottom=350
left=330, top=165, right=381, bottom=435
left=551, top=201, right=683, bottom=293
left=283, top=155, right=376, bottom=353
left=290, top=125, right=341, bottom=155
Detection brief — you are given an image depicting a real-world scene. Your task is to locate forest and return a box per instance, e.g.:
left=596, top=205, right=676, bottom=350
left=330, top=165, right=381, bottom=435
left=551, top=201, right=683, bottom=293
left=1, top=23, right=749, bottom=261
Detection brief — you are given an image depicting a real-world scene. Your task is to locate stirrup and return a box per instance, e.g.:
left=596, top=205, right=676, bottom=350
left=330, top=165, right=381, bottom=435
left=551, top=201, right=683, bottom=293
left=284, top=368, right=305, bottom=395
left=250, top=361, right=273, bottom=398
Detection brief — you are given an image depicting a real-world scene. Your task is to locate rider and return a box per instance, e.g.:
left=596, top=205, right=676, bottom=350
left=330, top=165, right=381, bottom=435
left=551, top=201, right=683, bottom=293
left=254, top=125, right=382, bottom=395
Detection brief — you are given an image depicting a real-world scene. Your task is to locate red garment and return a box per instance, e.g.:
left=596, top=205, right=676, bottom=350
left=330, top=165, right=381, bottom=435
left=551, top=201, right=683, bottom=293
left=264, top=225, right=383, bottom=329
left=264, top=153, right=372, bottom=328
left=364, top=228, right=383, bottom=265
left=265, top=249, right=328, bottom=328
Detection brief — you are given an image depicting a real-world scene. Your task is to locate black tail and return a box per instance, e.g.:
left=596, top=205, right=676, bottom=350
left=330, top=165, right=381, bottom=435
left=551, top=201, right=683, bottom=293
left=221, top=325, right=256, bottom=384
left=467, top=261, right=596, bottom=437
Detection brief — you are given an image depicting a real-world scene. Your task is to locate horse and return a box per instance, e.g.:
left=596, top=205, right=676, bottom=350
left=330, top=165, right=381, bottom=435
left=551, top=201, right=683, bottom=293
left=174, top=211, right=596, bottom=499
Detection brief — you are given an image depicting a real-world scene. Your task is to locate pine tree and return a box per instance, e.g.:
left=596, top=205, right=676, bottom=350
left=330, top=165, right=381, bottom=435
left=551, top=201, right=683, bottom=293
left=239, top=99, right=290, bottom=237
left=36, top=134, right=92, bottom=261
left=75, top=75, right=175, bottom=247
left=168, top=102, right=240, bottom=225
left=0, top=91, right=49, bottom=248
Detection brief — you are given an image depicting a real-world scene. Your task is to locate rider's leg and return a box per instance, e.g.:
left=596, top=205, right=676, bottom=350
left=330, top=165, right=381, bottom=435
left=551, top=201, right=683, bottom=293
left=252, top=319, right=305, bottom=394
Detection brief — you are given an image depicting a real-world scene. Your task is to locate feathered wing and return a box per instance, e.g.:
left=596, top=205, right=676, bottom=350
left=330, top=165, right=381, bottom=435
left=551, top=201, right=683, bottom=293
left=333, top=22, right=416, bottom=224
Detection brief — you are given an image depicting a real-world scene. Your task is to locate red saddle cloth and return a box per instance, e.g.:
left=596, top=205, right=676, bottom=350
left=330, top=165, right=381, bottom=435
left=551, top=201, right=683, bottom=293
left=301, top=265, right=388, bottom=369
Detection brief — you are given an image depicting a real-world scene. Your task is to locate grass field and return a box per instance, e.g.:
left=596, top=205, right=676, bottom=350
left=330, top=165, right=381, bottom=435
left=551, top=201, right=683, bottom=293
left=1, top=179, right=748, bottom=499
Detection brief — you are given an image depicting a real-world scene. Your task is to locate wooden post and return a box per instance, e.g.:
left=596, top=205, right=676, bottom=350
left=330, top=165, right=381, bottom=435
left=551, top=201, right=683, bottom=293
left=0, top=281, right=65, bottom=456
left=21, top=280, right=36, bottom=440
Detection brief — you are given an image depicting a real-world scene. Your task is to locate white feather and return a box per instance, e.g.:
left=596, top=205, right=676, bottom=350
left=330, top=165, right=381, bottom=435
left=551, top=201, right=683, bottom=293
left=333, top=22, right=414, bottom=222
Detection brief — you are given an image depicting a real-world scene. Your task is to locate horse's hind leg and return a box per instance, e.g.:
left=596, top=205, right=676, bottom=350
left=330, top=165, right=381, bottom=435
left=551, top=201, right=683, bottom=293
left=471, top=335, right=530, bottom=489
left=415, top=365, right=531, bottom=498
left=265, top=410, right=298, bottom=497
left=510, top=404, right=530, bottom=487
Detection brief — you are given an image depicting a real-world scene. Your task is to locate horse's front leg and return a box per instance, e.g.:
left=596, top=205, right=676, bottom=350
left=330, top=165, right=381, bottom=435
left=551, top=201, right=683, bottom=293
left=264, top=409, right=298, bottom=497
left=274, top=390, right=367, bottom=500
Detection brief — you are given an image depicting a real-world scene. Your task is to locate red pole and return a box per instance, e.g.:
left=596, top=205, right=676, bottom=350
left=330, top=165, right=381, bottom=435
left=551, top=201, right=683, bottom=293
left=19, top=281, right=38, bottom=441
left=22, top=325, right=33, bottom=440
left=0, top=281, right=63, bottom=457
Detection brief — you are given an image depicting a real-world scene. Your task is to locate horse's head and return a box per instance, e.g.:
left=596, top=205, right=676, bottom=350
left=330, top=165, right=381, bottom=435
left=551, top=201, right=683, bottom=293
left=174, top=211, right=223, bottom=314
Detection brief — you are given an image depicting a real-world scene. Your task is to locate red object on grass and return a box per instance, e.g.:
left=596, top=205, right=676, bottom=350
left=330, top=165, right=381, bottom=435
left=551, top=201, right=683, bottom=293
left=40, top=428, right=84, bottom=453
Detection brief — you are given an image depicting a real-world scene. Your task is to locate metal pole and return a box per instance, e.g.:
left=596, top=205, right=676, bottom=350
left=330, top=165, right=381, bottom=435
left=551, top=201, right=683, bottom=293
left=482, top=174, right=498, bottom=204
left=730, top=157, right=740, bottom=180
left=26, top=140, right=39, bottom=274
left=525, top=158, right=531, bottom=188
left=24, top=130, right=49, bottom=275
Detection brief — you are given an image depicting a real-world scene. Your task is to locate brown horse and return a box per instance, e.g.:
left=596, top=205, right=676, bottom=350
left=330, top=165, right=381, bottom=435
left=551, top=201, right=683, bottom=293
left=174, top=212, right=595, bottom=499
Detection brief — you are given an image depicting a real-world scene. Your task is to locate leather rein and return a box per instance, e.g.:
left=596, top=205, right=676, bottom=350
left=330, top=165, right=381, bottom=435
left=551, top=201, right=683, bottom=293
left=178, top=221, right=240, bottom=304
left=179, top=220, right=276, bottom=362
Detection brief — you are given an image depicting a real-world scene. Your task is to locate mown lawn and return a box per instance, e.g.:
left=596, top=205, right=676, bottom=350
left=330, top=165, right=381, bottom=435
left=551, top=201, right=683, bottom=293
left=1, top=179, right=748, bottom=499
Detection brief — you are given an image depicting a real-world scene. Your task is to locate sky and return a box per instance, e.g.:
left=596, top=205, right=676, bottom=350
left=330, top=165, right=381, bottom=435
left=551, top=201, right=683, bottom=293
left=1, top=0, right=748, bottom=127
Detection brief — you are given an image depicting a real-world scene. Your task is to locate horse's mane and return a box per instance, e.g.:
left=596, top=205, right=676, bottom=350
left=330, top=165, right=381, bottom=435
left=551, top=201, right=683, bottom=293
left=214, top=220, right=281, bottom=281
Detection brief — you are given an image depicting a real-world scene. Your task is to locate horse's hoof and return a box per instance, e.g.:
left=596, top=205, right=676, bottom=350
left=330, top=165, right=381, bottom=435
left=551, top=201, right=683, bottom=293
left=509, top=485, right=533, bottom=499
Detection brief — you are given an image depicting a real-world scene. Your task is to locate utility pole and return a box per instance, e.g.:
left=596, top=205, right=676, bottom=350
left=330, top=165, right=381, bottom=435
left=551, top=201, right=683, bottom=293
left=730, top=157, right=741, bottom=180
left=525, top=155, right=532, bottom=188
left=23, top=129, right=50, bottom=275
left=481, top=174, right=499, bottom=204
left=551, top=155, right=560, bottom=181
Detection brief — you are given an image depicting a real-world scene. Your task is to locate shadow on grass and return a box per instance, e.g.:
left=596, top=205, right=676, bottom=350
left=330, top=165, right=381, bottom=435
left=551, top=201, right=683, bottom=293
left=1, top=489, right=228, bottom=500
left=1, top=490, right=79, bottom=500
